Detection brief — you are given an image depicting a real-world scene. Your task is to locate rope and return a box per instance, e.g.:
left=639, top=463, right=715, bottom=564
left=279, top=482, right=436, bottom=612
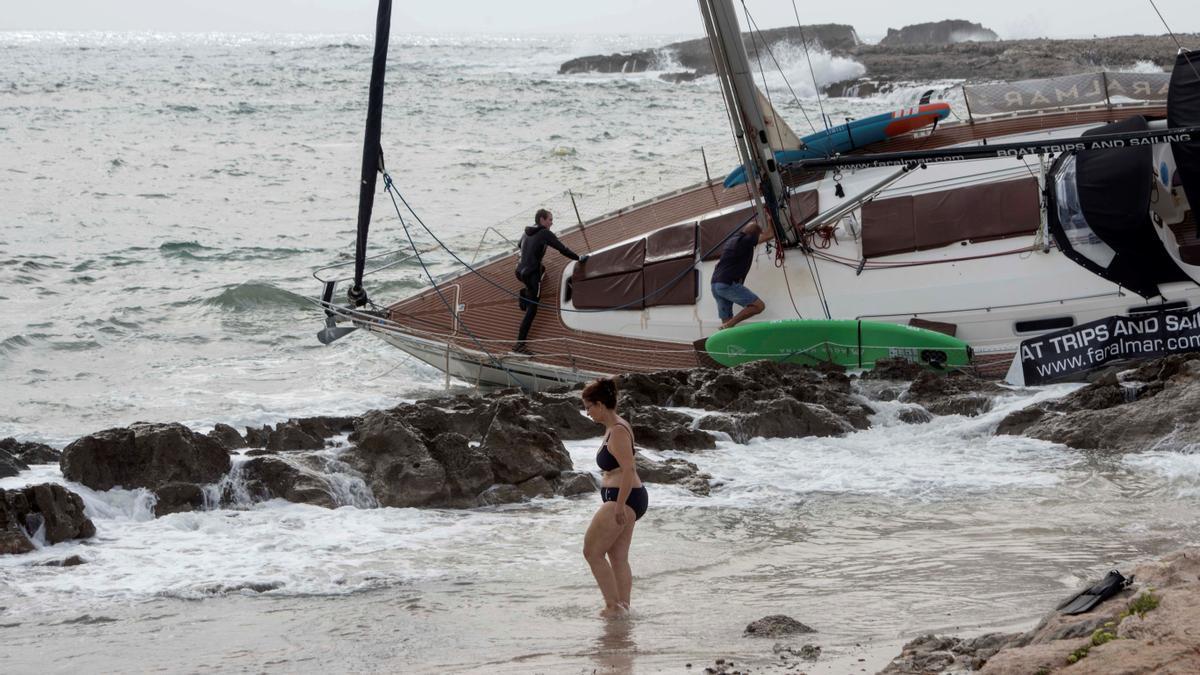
left=1147, top=0, right=1200, bottom=83
left=789, top=0, right=835, bottom=148
left=382, top=171, right=525, bottom=388
left=739, top=3, right=818, bottom=133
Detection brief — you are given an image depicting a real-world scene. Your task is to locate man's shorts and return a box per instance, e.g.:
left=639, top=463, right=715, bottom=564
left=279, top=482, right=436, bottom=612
left=711, top=282, right=760, bottom=321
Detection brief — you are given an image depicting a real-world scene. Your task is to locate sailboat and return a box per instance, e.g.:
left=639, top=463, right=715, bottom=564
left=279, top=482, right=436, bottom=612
left=315, top=0, right=1200, bottom=391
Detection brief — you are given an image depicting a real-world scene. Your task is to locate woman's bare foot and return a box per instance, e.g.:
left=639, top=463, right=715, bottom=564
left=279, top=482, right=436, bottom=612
left=599, top=605, right=628, bottom=619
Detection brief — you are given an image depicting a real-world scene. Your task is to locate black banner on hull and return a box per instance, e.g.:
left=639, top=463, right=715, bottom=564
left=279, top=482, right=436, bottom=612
left=1010, top=308, right=1200, bottom=385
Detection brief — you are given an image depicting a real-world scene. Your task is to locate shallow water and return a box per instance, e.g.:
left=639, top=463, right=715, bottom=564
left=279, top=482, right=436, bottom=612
left=2, top=31, right=1197, bottom=673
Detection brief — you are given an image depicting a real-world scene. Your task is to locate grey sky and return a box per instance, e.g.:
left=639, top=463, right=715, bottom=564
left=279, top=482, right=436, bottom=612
left=4, top=0, right=1198, bottom=42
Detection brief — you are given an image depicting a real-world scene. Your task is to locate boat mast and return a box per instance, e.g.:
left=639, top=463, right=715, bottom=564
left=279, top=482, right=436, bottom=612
left=348, top=0, right=393, bottom=307
left=698, top=0, right=797, bottom=245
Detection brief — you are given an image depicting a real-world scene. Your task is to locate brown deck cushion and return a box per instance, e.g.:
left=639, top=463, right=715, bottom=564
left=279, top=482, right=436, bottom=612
left=573, top=238, right=645, bottom=282
left=862, top=178, right=1040, bottom=258
left=644, top=257, right=698, bottom=307
left=908, top=317, right=958, bottom=337
left=646, top=222, right=697, bottom=264
left=699, top=207, right=755, bottom=260
left=912, top=178, right=1039, bottom=249
left=572, top=270, right=644, bottom=310
left=861, top=195, right=916, bottom=258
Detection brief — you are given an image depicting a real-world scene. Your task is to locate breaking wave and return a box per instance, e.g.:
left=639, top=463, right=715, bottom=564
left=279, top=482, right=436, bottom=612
left=201, top=282, right=310, bottom=312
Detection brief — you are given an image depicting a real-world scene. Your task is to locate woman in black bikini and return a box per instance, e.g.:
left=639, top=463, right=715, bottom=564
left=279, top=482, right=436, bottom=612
left=580, top=378, right=648, bottom=618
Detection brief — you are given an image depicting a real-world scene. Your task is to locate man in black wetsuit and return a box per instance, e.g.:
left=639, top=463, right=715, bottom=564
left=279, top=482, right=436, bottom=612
left=711, top=217, right=773, bottom=329
left=513, top=209, right=588, bottom=354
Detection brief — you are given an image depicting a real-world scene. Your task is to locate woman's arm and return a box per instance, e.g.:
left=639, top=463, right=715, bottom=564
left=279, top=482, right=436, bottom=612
left=608, top=423, right=636, bottom=525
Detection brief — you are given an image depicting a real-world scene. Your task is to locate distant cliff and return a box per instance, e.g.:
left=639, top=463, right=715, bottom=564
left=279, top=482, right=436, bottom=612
left=559, top=20, right=1197, bottom=95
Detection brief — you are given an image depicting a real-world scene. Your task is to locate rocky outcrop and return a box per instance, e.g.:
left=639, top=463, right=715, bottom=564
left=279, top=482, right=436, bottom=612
left=342, top=410, right=448, bottom=508
left=1, top=437, right=61, bottom=465
left=901, top=370, right=1006, bottom=417
left=635, top=455, right=712, bottom=496
left=997, top=354, right=1200, bottom=452
left=879, top=20, right=997, bottom=47
left=206, top=423, right=246, bottom=451
left=560, top=23, right=1191, bottom=96
left=480, top=398, right=573, bottom=485
left=235, top=456, right=340, bottom=509
left=242, top=416, right=356, bottom=452
left=881, top=548, right=1200, bottom=674
left=1, top=483, right=96, bottom=555
left=559, top=24, right=858, bottom=80
left=625, top=406, right=715, bottom=451
left=61, top=422, right=230, bottom=491
left=0, top=450, right=27, bottom=479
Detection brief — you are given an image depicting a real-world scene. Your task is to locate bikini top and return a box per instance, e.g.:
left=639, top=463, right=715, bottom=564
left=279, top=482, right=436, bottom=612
left=597, top=422, right=634, bottom=472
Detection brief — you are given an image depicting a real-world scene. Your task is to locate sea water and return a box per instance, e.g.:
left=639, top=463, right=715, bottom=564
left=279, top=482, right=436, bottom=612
left=2, top=32, right=1197, bottom=673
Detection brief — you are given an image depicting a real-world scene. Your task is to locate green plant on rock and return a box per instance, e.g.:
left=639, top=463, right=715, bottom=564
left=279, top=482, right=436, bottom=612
left=1066, top=644, right=1091, bottom=664
left=1121, top=591, right=1160, bottom=619
left=1090, top=625, right=1117, bottom=646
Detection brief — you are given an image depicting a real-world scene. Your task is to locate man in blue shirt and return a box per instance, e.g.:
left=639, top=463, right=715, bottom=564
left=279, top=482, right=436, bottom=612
left=710, top=217, right=773, bottom=329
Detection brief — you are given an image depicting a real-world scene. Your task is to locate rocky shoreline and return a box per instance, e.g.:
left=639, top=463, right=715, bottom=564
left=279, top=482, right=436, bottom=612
left=558, top=19, right=1198, bottom=95
left=5, top=353, right=1200, bottom=672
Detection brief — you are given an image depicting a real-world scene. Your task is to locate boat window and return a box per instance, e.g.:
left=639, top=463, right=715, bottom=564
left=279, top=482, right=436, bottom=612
left=1014, top=316, right=1075, bottom=333
left=1053, top=154, right=1117, bottom=269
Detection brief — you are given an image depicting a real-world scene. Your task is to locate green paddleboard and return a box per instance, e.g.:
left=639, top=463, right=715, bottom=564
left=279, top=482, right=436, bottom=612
left=703, top=319, right=972, bottom=369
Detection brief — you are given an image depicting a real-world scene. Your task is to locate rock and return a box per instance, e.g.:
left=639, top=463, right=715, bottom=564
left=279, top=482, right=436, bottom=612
left=618, top=370, right=693, bottom=408
left=476, top=483, right=525, bottom=506
left=636, top=455, right=711, bottom=495
left=153, top=482, right=207, bottom=516
left=556, top=471, right=598, bottom=496
left=898, top=407, right=934, bottom=425
left=39, top=554, right=86, bottom=567
left=0, top=449, right=28, bottom=479
left=883, top=548, right=1200, bottom=675
left=625, top=406, right=715, bottom=451
left=207, top=423, right=246, bottom=451
left=999, top=356, right=1200, bottom=453
left=389, top=398, right=494, bottom=444
left=0, top=484, right=96, bottom=555
left=480, top=399, right=572, bottom=485
left=901, top=371, right=1003, bottom=417
left=994, top=406, right=1047, bottom=436
left=744, top=614, right=816, bottom=637
left=264, top=416, right=355, bottom=452
left=517, top=476, right=555, bottom=499
left=0, top=438, right=61, bottom=464
left=862, top=357, right=926, bottom=381
left=243, top=425, right=271, bottom=448
left=879, top=20, right=998, bottom=47
left=61, top=422, right=231, bottom=491
left=425, top=432, right=494, bottom=502
left=343, top=410, right=447, bottom=508
left=529, top=394, right=605, bottom=440
left=235, top=456, right=337, bottom=508
left=705, top=397, right=856, bottom=443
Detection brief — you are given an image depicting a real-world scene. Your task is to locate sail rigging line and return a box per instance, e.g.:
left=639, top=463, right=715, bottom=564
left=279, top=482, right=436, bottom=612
left=381, top=171, right=524, bottom=388
left=788, top=0, right=835, bottom=148
left=738, top=3, right=818, bottom=133
left=1147, top=0, right=1200, bottom=82
left=386, top=178, right=756, bottom=313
